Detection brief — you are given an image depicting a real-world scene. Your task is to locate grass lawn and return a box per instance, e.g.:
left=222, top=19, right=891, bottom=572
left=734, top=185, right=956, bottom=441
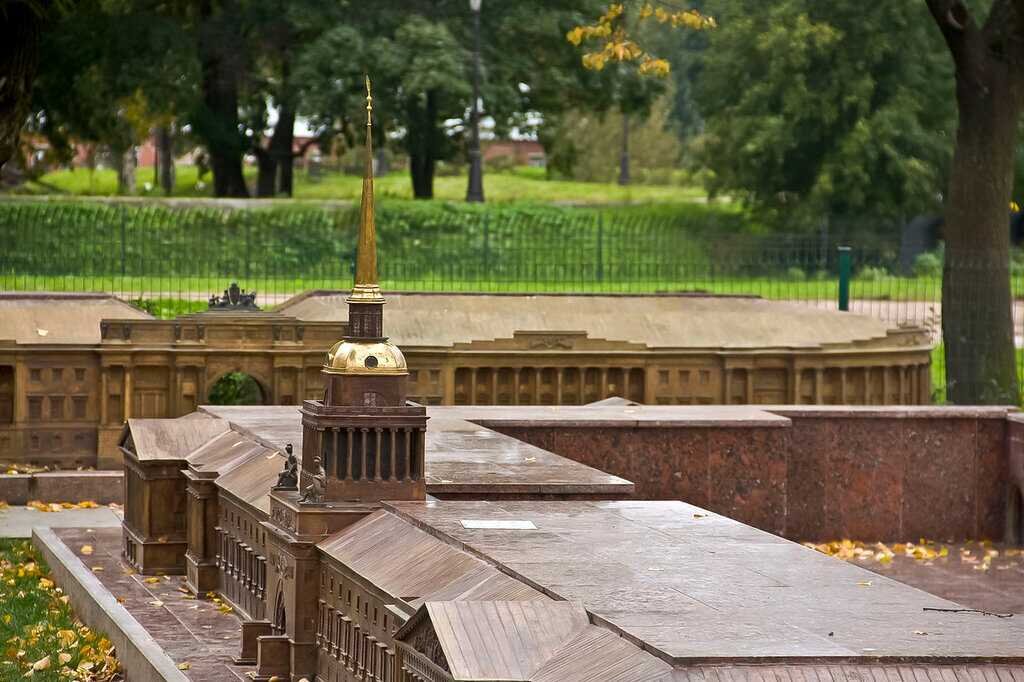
left=0, top=538, right=120, bottom=681
left=19, top=164, right=711, bottom=205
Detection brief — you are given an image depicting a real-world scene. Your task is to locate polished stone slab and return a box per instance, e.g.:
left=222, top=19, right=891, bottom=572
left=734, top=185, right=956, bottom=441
left=386, top=499, right=1024, bottom=664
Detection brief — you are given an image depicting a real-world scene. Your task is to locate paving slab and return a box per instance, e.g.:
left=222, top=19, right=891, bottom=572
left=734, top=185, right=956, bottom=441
left=51, top=527, right=251, bottom=681
left=0, top=504, right=123, bottom=538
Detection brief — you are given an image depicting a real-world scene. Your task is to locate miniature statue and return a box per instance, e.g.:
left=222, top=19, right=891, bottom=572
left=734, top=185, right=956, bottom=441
left=273, top=443, right=298, bottom=490
left=299, top=456, right=327, bottom=504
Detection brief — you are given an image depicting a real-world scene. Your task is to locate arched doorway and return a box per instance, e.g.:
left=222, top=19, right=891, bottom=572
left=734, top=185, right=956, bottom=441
left=208, top=372, right=266, bottom=405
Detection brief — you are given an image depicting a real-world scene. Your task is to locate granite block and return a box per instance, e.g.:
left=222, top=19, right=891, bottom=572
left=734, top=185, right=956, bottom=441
left=825, top=419, right=904, bottom=540
left=784, top=420, right=832, bottom=541
left=902, top=418, right=977, bottom=540
left=976, top=419, right=1009, bottom=540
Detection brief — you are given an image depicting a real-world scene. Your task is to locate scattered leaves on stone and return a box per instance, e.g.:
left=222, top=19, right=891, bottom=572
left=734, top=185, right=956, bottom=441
left=0, top=539, right=120, bottom=680
left=805, top=539, right=1022, bottom=571
left=26, top=501, right=100, bottom=513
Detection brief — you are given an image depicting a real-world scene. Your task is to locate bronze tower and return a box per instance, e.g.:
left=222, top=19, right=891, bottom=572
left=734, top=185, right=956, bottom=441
left=299, top=77, right=427, bottom=503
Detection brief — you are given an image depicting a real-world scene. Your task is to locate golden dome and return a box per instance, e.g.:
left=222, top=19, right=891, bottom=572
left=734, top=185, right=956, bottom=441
left=323, top=339, right=408, bottom=376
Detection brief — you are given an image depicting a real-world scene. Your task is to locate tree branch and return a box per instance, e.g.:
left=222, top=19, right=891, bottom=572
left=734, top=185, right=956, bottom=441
left=925, top=0, right=976, bottom=64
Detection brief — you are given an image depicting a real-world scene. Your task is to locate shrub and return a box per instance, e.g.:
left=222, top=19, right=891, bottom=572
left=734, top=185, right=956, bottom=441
left=912, top=251, right=943, bottom=278
left=858, top=265, right=890, bottom=282
left=785, top=266, right=806, bottom=281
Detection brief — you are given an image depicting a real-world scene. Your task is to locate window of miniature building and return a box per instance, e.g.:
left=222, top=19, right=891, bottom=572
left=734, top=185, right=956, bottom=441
left=0, top=366, right=12, bottom=424
left=28, top=397, right=42, bottom=420
left=48, top=396, right=64, bottom=419
left=75, top=368, right=86, bottom=382
left=29, top=368, right=41, bottom=383
left=73, top=396, right=87, bottom=419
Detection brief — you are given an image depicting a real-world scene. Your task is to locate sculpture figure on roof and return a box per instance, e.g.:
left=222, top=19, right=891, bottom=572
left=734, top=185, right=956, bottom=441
left=273, top=443, right=298, bottom=490
left=299, top=456, right=326, bottom=504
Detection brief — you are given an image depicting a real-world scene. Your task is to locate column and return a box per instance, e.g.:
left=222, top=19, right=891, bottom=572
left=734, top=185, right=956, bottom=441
left=513, top=368, right=521, bottom=405
left=490, top=369, right=498, bottom=405
left=374, top=428, right=382, bottom=480
left=745, top=368, right=754, bottom=403
left=898, top=366, right=906, bottom=403
left=814, top=368, right=824, bottom=405
left=533, top=369, right=541, bottom=405
left=622, top=368, right=631, bottom=401
left=469, top=368, right=478, bottom=405
left=442, top=366, right=456, bottom=405
left=555, top=368, right=564, bottom=404
left=359, top=428, right=368, bottom=480
left=123, top=365, right=133, bottom=420
left=600, top=368, right=608, bottom=400
left=839, top=368, right=848, bottom=403
left=345, top=429, right=354, bottom=479
left=723, top=367, right=733, bottom=404
left=99, top=368, right=109, bottom=425
left=791, top=366, right=801, bottom=404
left=882, top=367, right=890, bottom=405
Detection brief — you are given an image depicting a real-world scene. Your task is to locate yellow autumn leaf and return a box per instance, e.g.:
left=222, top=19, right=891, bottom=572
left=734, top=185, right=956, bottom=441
left=80, top=545, right=93, bottom=556
left=143, top=577, right=161, bottom=584
left=178, top=663, right=191, bottom=670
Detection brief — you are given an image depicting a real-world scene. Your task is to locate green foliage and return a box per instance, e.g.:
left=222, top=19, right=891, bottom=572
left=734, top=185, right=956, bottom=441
left=694, top=0, right=954, bottom=228
left=857, top=265, right=890, bottom=282
left=208, top=372, right=265, bottom=405
left=0, top=539, right=120, bottom=681
left=912, top=250, right=943, bottom=278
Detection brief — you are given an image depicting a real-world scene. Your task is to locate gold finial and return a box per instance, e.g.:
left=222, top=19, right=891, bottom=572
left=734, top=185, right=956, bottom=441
left=348, top=74, right=383, bottom=304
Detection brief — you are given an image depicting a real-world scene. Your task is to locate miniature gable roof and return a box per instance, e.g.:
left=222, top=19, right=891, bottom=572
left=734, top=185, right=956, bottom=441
left=120, top=416, right=230, bottom=461
left=531, top=626, right=673, bottom=682
left=187, top=430, right=275, bottom=475
left=214, top=445, right=283, bottom=516
left=317, top=511, right=485, bottom=602
left=397, top=600, right=591, bottom=681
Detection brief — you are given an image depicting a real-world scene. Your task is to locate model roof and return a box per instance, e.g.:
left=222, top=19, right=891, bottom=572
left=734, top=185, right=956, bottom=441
left=200, top=405, right=634, bottom=497
left=122, top=416, right=230, bottom=462
left=0, top=292, right=151, bottom=345
left=277, top=291, right=921, bottom=350
left=384, top=499, right=1024, bottom=663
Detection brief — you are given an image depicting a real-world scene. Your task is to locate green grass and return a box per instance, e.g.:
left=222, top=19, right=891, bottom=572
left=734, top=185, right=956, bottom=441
left=0, top=539, right=120, bottom=681
left=18, top=163, right=712, bottom=205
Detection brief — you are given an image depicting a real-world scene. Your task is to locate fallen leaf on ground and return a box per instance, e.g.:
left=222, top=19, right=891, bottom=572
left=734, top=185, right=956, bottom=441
left=80, top=545, right=93, bottom=555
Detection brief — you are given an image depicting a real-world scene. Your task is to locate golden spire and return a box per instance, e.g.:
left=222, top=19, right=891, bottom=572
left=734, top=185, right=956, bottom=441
left=348, top=74, right=384, bottom=304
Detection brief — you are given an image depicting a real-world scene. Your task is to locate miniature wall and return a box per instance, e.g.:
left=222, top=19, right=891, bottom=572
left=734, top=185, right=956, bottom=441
left=487, top=406, right=1013, bottom=542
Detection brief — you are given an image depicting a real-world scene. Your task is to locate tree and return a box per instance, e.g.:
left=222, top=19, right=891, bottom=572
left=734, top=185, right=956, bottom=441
left=692, top=1, right=954, bottom=228
left=926, top=0, right=1022, bottom=404
left=0, top=1, right=69, bottom=170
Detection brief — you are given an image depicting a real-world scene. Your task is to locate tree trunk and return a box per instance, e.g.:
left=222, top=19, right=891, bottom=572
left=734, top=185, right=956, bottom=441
left=942, top=66, right=1021, bottom=404
left=406, top=91, right=438, bottom=200
left=197, top=0, right=248, bottom=198
left=112, top=144, right=137, bottom=195
left=272, top=105, right=295, bottom=197
left=0, top=3, right=42, bottom=169
left=254, top=149, right=277, bottom=197
left=157, top=126, right=175, bottom=195
left=618, top=113, right=630, bottom=186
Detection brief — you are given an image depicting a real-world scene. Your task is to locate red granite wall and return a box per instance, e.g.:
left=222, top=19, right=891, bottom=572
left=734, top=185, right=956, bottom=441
left=489, top=408, right=1012, bottom=542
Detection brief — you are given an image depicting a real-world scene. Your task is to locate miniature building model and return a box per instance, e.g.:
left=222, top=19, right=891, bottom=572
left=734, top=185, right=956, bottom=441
left=114, top=82, right=1024, bottom=682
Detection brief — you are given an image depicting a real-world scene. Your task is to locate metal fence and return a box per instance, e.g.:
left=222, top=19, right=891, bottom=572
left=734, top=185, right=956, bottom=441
left=2, top=199, right=1021, bottom=402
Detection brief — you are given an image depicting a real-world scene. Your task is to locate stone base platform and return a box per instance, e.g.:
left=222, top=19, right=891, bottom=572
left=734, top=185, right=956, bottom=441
left=31, top=524, right=1024, bottom=681
left=34, top=526, right=252, bottom=681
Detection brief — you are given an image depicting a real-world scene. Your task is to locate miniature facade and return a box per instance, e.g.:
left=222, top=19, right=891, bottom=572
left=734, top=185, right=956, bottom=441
left=1, top=290, right=934, bottom=470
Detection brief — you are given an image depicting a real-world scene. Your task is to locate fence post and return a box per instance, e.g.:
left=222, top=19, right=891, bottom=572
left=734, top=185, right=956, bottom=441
left=837, top=245, right=851, bottom=311
left=120, top=207, right=127, bottom=278
left=596, top=213, right=604, bottom=283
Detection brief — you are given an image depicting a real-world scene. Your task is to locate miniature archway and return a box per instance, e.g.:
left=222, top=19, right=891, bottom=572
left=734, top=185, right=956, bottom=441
left=207, top=371, right=267, bottom=405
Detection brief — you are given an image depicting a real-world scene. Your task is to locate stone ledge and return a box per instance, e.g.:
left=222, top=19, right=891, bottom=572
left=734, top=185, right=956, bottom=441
left=31, top=526, right=189, bottom=682
left=0, top=471, right=124, bottom=505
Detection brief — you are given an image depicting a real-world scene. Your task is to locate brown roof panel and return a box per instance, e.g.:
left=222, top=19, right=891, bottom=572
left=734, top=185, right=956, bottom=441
left=318, top=511, right=483, bottom=602
left=214, top=445, right=283, bottom=516
left=278, top=292, right=907, bottom=350
left=0, top=292, right=151, bottom=345
left=423, top=600, right=590, bottom=681
left=124, top=416, right=230, bottom=462
left=187, top=430, right=273, bottom=475
left=533, top=626, right=674, bottom=682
